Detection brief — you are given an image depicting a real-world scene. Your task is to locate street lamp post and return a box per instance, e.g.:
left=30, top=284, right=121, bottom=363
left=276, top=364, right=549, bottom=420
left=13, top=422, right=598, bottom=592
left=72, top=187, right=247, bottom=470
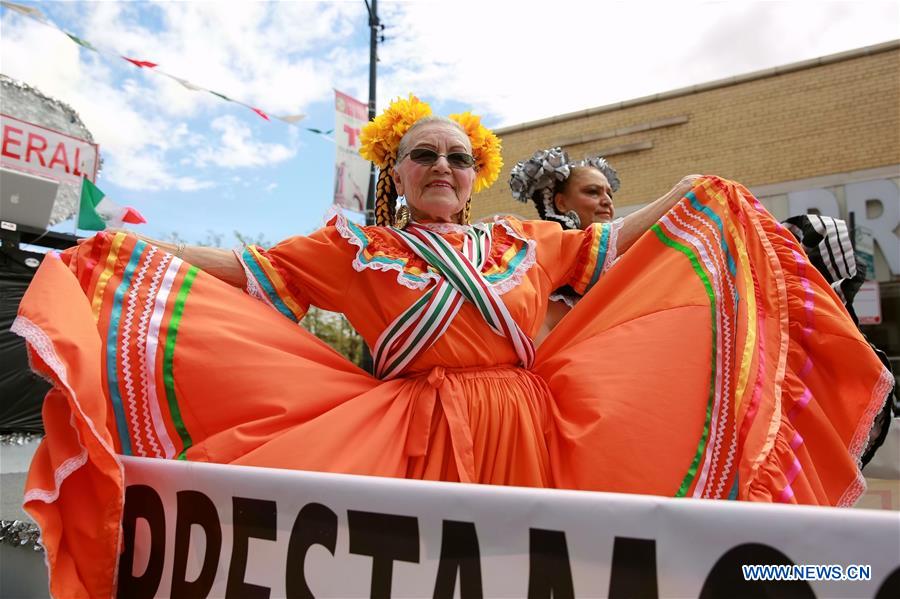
left=365, top=0, right=378, bottom=228
left=361, top=0, right=380, bottom=373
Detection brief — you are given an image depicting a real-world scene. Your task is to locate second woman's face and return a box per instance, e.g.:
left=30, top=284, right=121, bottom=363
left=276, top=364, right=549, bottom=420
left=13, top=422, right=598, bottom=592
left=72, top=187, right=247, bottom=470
left=393, top=123, right=475, bottom=223
left=554, top=167, right=615, bottom=228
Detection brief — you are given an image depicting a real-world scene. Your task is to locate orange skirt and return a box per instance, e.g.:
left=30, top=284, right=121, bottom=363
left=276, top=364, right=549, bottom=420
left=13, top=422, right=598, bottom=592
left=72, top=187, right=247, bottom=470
left=15, top=177, right=891, bottom=598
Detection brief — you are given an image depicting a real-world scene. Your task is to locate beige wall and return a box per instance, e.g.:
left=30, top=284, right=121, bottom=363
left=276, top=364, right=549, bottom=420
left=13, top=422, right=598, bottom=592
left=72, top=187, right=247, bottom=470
left=473, top=42, right=900, bottom=221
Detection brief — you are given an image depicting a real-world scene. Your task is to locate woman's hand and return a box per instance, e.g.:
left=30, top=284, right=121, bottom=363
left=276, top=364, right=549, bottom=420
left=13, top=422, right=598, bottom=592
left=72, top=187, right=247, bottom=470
left=615, top=175, right=704, bottom=256
left=668, top=174, right=703, bottom=200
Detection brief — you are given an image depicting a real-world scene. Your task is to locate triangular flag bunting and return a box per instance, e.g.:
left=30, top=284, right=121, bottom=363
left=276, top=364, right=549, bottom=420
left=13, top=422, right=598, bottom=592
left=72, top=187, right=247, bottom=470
left=1, top=1, right=46, bottom=22
left=275, top=114, right=306, bottom=124
left=3, top=6, right=320, bottom=131
left=78, top=178, right=146, bottom=231
left=65, top=32, right=96, bottom=50
left=165, top=73, right=204, bottom=91
left=123, top=56, right=158, bottom=69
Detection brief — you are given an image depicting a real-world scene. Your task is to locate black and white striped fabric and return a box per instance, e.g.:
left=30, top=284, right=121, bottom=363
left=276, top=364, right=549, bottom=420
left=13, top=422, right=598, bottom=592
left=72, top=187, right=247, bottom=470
left=783, top=214, right=866, bottom=310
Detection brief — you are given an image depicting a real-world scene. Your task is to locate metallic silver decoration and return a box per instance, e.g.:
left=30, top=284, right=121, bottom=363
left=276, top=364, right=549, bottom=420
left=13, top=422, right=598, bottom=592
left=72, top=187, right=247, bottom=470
left=0, top=520, right=42, bottom=552
left=0, top=74, right=100, bottom=225
left=509, top=146, right=619, bottom=230
left=578, top=155, right=620, bottom=193
left=0, top=432, right=42, bottom=446
left=509, top=147, right=571, bottom=204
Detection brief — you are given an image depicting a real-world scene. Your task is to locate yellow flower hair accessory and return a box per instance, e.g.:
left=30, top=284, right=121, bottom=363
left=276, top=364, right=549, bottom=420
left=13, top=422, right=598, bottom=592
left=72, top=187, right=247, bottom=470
left=359, top=94, right=432, bottom=168
left=449, top=111, right=503, bottom=193
left=358, top=94, right=504, bottom=226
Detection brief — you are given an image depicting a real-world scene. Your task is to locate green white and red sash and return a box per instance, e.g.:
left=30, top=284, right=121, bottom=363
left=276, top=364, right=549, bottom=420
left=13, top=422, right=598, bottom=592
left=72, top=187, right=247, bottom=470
left=373, top=224, right=535, bottom=379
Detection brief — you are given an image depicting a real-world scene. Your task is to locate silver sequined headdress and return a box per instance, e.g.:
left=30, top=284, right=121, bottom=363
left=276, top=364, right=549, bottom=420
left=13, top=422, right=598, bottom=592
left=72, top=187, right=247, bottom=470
left=509, top=147, right=620, bottom=230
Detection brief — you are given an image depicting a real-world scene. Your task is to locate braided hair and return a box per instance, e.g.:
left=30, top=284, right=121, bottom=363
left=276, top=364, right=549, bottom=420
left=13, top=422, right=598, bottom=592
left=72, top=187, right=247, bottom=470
left=374, top=154, right=398, bottom=226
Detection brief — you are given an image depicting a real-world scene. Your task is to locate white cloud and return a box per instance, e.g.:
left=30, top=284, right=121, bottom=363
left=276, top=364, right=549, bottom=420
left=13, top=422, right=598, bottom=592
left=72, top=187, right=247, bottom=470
left=377, top=0, right=900, bottom=126
left=0, top=1, right=354, bottom=192
left=104, top=152, right=215, bottom=192
left=0, top=12, right=216, bottom=192
left=193, top=115, right=296, bottom=168
left=265, top=182, right=278, bottom=193
left=76, top=1, right=365, bottom=117
left=2, top=0, right=897, bottom=203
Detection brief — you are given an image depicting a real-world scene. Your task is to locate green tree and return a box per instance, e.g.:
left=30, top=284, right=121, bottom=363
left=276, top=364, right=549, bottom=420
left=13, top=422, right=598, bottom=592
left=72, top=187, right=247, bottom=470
left=301, top=306, right=365, bottom=367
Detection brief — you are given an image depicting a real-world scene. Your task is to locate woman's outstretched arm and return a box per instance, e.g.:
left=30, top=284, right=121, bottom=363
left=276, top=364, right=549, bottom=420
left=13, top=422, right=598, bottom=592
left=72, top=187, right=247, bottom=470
left=106, top=231, right=248, bottom=288
left=616, top=174, right=702, bottom=253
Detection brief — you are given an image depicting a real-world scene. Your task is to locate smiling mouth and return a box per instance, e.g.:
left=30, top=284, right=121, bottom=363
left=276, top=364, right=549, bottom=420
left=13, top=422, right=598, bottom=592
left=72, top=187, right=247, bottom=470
left=426, top=182, right=454, bottom=190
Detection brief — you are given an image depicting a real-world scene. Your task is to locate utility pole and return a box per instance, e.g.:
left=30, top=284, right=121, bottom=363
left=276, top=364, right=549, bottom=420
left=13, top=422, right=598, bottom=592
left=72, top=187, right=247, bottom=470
left=365, top=0, right=379, bottom=228
left=361, top=0, right=380, bottom=373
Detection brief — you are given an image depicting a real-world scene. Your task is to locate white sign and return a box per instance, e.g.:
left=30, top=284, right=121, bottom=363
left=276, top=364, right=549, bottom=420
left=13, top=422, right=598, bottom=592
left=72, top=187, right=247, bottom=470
left=333, top=90, right=370, bottom=213
left=0, top=113, right=99, bottom=185
left=856, top=227, right=876, bottom=281
left=787, top=179, right=900, bottom=277
left=119, top=456, right=900, bottom=598
left=855, top=281, right=883, bottom=325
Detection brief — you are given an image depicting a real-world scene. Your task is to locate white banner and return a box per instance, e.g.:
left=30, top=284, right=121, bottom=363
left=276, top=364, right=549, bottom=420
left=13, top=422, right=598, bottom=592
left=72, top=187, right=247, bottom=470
left=855, top=281, right=883, bottom=325
left=119, top=457, right=900, bottom=598
left=333, top=90, right=370, bottom=213
left=0, top=112, right=99, bottom=185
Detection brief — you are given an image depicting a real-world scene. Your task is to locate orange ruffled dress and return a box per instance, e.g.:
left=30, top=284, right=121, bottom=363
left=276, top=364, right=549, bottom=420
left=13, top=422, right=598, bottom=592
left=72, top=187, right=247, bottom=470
left=15, top=177, right=891, bottom=597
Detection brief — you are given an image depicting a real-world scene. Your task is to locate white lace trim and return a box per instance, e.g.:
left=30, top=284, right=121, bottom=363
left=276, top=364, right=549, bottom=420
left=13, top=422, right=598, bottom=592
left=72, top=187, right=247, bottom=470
left=22, top=414, right=88, bottom=504
left=836, top=468, right=867, bottom=508
left=549, top=292, right=578, bottom=308
left=323, top=203, right=348, bottom=225
left=328, top=209, right=438, bottom=291
left=490, top=218, right=537, bottom=295
left=418, top=221, right=471, bottom=234
left=795, top=364, right=891, bottom=508
left=234, top=247, right=271, bottom=303
left=13, top=306, right=126, bottom=593
left=849, top=365, right=896, bottom=462
left=602, top=218, right=625, bottom=273
left=11, top=315, right=124, bottom=504
left=326, top=211, right=537, bottom=295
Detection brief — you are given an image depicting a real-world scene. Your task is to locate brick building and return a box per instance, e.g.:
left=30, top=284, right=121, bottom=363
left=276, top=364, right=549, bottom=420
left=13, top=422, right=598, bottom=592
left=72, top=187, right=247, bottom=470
left=474, top=40, right=900, bottom=367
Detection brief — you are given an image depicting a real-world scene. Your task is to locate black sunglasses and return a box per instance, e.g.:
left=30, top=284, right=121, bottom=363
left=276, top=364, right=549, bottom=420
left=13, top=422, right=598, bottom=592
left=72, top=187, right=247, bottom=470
left=406, top=148, right=476, bottom=169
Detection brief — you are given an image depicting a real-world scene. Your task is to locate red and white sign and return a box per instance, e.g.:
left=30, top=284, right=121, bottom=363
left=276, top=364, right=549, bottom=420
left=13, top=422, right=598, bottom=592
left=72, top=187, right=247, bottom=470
left=333, top=90, right=370, bottom=213
left=854, top=280, right=883, bottom=325
left=0, top=113, right=99, bottom=185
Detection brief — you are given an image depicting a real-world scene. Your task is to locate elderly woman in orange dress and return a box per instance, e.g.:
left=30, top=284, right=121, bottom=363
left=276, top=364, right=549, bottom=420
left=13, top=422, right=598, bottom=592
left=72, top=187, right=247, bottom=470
left=15, top=96, right=892, bottom=597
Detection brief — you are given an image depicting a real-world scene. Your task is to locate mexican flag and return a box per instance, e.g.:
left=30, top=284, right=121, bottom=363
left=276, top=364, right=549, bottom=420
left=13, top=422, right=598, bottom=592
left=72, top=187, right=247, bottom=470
left=77, top=177, right=146, bottom=231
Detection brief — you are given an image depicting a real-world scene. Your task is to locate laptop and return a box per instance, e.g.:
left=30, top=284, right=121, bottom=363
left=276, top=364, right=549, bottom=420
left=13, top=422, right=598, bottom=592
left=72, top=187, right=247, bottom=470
left=0, top=167, right=60, bottom=230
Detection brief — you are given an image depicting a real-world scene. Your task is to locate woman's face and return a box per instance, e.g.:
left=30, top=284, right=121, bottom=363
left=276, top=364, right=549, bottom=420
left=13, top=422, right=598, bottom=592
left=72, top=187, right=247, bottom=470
left=554, top=167, right=615, bottom=228
left=393, top=122, right=475, bottom=223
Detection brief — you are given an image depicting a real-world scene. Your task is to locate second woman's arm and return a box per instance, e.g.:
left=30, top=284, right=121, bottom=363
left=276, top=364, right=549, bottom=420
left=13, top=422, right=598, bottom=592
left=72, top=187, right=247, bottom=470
left=616, top=174, right=702, bottom=253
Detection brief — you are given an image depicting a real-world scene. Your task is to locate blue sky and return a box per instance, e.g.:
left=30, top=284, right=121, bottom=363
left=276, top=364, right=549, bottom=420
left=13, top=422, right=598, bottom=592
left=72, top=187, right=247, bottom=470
left=2, top=0, right=898, bottom=247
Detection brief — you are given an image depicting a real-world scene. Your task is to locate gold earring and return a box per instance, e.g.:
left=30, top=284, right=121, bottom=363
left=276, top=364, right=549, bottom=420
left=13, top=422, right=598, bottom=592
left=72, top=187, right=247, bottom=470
left=394, top=205, right=411, bottom=229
